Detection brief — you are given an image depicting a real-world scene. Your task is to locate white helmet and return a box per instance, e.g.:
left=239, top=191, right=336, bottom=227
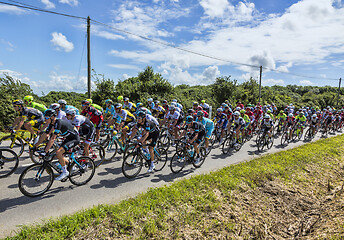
left=147, top=98, right=153, bottom=102
left=233, top=111, right=240, bottom=116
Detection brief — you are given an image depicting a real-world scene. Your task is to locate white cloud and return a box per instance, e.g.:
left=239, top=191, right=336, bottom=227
left=120, top=74, right=131, bottom=80
left=276, top=62, right=293, bottom=73
left=50, top=32, right=74, bottom=52
left=41, top=0, right=55, bottom=9
left=300, top=80, right=313, bottom=85
left=0, top=5, right=26, bottom=14
left=107, top=64, right=140, bottom=70
left=59, top=0, right=79, bottom=7
left=0, top=69, right=23, bottom=78
left=200, top=0, right=230, bottom=18
left=0, top=62, right=3, bottom=66
left=263, top=78, right=285, bottom=86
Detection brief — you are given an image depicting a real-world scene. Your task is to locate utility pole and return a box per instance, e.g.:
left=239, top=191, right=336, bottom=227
left=87, top=16, right=91, bottom=98
left=337, top=78, right=341, bottom=107
left=259, top=66, right=262, bottom=104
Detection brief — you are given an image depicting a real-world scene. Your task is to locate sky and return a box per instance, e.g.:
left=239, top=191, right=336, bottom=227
left=0, top=0, right=344, bottom=95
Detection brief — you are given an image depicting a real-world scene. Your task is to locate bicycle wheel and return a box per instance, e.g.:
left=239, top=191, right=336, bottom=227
left=157, top=133, right=171, bottom=151
left=297, top=129, right=303, bottom=140
left=153, top=147, right=168, bottom=171
left=0, top=135, right=25, bottom=157
left=68, top=157, right=95, bottom=186
left=193, top=147, right=206, bottom=168
left=222, top=137, right=232, bottom=154
left=89, top=143, right=105, bottom=168
left=104, top=138, right=118, bottom=161
left=280, top=132, right=289, bottom=145
left=257, top=137, right=265, bottom=151
left=266, top=136, right=274, bottom=149
left=122, top=152, right=143, bottom=179
left=0, top=149, right=19, bottom=178
left=18, top=163, right=54, bottom=197
left=304, top=128, right=311, bottom=141
left=170, top=150, right=186, bottom=173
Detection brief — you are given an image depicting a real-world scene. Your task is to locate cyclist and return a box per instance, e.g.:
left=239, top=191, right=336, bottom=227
left=294, top=111, right=307, bottom=136
left=240, top=109, right=250, bottom=138
left=147, top=98, right=154, bottom=110
left=285, top=113, right=295, bottom=140
left=162, top=100, right=169, bottom=113
left=23, top=95, right=47, bottom=113
left=197, top=106, right=209, bottom=118
left=58, top=99, right=80, bottom=115
left=163, top=105, right=184, bottom=146
left=193, top=102, right=199, bottom=112
left=152, top=100, right=166, bottom=125
left=12, top=99, right=44, bottom=141
left=66, top=109, right=95, bottom=157
left=261, top=114, right=274, bottom=139
left=309, top=114, right=320, bottom=136
left=172, top=99, right=183, bottom=110
left=232, top=111, right=245, bottom=146
left=180, top=116, right=205, bottom=164
left=276, top=110, right=287, bottom=132
left=123, top=97, right=137, bottom=113
left=39, top=109, right=80, bottom=181
left=87, top=99, right=103, bottom=113
left=213, top=108, right=228, bottom=144
left=104, top=99, right=115, bottom=127
left=50, top=103, right=67, bottom=120
left=113, top=103, right=136, bottom=144
left=81, top=100, right=103, bottom=142
left=196, top=111, right=214, bottom=153
left=200, top=100, right=210, bottom=113
left=129, top=111, right=160, bottom=173
left=117, top=95, right=124, bottom=103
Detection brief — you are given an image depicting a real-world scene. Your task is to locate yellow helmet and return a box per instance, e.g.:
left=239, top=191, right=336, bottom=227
left=86, top=98, right=93, bottom=104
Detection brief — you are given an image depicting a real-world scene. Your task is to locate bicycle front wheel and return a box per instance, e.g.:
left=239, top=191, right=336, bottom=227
left=157, top=133, right=171, bottom=151
left=18, top=164, right=54, bottom=197
left=153, top=147, right=168, bottom=171
left=281, top=132, right=288, bottom=146
left=222, top=137, right=232, bottom=154
left=0, top=135, right=25, bottom=157
left=122, top=152, right=143, bottom=179
left=90, top=143, right=105, bottom=168
left=0, top=149, right=19, bottom=178
left=104, top=139, right=118, bottom=161
left=193, top=147, right=206, bottom=168
left=170, top=150, right=186, bottom=173
left=68, top=157, right=95, bottom=186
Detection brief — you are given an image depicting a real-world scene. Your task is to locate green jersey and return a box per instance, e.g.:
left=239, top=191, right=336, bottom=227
left=28, top=102, right=47, bottom=113
left=91, top=103, right=103, bottom=112
left=277, top=113, right=287, bottom=121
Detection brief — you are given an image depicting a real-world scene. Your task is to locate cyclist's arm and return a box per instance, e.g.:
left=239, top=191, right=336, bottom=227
left=12, top=116, right=22, bottom=128
left=15, top=117, right=25, bottom=131
left=139, top=129, right=149, bottom=144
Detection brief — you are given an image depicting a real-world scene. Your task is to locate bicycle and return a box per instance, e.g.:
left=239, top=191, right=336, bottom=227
left=78, top=138, right=105, bottom=168
left=0, top=149, right=19, bottom=178
left=304, top=125, right=317, bottom=141
left=170, top=138, right=207, bottom=173
left=257, top=130, right=274, bottom=152
left=18, top=149, right=95, bottom=197
left=291, top=123, right=304, bottom=141
left=0, top=126, right=40, bottom=157
left=122, top=143, right=167, bottom=179
left=101, top=129, right=134, bottom=161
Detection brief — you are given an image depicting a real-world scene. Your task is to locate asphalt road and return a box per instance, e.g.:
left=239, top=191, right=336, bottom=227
left=0, top=130, right=339, bottom=238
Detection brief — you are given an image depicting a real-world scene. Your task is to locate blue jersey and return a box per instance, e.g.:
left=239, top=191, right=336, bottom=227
left=196, top=117, right=214, bottom=130
left=214, top=113, right=227, bottom=124
left=105, top=105, right=115, bottom=116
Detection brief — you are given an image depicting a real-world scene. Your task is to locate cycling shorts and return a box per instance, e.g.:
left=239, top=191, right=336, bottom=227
left=146, top=131, right=160, bottom=147
left=80, top=124, right=95, bottom=144
left=205, top=126, right=214, bottom=139
left=27, top=119, right=44, bottom=129
left=192, top=131, right=205, bottom=144
left=60, top=134, right=80, bottom=152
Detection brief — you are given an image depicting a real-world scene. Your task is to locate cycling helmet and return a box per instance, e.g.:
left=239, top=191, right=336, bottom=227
left=288, top=113, right=293, bottom=117
left=217, top=108, right=223, bottom=112
left=197, top=106, right=203, bottom=110
left=312, top=114, right=317, bottom=118
left=240, top=109, right=245, bottom=114
left=267, top=109, right=271, bottom=113
left=193, top=101, right=199, bottom=106
left=58, top=99, right=67, bottom=105
left=169, top=106, right=176, bottom=111
left=147, top=98, right=153, bottom=102
left=105, top=99, right=113, bottom=104
left=201, top=100, right=205, bottom=103
left=114, top=103, right=122, bottom=109
left=154, top=100, right=160, bottom=104
left=117, top=96, right=123, bottom=101
left=162, top=100, right=167, bottom=104
left=81, top=100, right=90, bottom=106
left=136, top=102, right=142, bottom=108
left=329, top=112, right=333, bottom=115
left=300, top=112, right=304, bottom=115
left=185, top=116, right=193, bottom=124
left=170, top=102, right=177, bottom=107
left=264, top=114, right=270, bottom=119
left=44, top=109, right=57, bottom=117
left=197, top=111, right=204, bottom=117
left=23, top=95, right=33, bottom=102
left=172, top=99, right=177, bottom=103
left=233, top=111, right=240, bottom=116
left=124, top=97, right=129, bottom=102
left=236, top=107, right=241, bottom=111
left=12, top=99, right=24, bottom=105
left=137, top=111, right=146, bottom=118
left=66, top=109, right=76, bottom=116
left=49, top=103, right=60, bottom=110
left=280, top=110, right=284, bottom=113
left=187, top=109, right=194, bottom=115
left=246, top=107, right=251, bottom=110
left=86, top=99, right=93, bottom=104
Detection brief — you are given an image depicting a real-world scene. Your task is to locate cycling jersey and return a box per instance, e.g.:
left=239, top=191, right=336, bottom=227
left=136, top=107, right=152, bottom=116
left=233, top=117, right=245, bottom=126
left=296, top=115, right=307, bottom=122
left=277, top=113, right=287, bottom=121
left=196, top=117, right=214, bottom=139
left=241, top=114, right=250, bottom=123
left=146, top=114, right=159, bottom=126
left=286, top=117, right=295, bottom=127
left=262, top=119, right=274, bottom=128
left=91, top=103, right=103, bottom=113
left=187, top=121, right=205, bottom=144
left=81, top=106, right=103, bottom=128
left=136, top=118, right=160, bottom=147
left=113, top=109, right=136, bottom=123
left=69, top=116, right=95, bottom=144
left=214, top=113, right=227, bottom=125
left=56, top=110, right=67, bottom=120
left=28, top=102, right=47, bottom=113
left=105, top=105, right=115, bottom=116
left=123, top=102, right=137, bottom=112
left=20, top=107, right=43, bottom=121
left=46, top=119, right=80, bottom=151
left=200, top=103, right=209, bottom=112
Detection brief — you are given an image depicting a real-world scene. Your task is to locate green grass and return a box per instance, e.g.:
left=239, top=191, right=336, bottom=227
left=4, top=134, right=344, bottom=239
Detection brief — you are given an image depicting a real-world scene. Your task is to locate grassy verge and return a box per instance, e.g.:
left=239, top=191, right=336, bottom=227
left=5, top=135, right=344, bottom=239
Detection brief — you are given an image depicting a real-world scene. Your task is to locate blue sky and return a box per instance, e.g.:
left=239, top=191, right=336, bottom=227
left=0, top=0, right=344, bottom=95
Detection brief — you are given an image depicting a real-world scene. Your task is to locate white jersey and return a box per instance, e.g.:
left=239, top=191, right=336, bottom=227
left=69, top=115, right=87, bottom=127
left=57, top=110, right=67, bottom=120
left=146, top=114, right=159, bottom=126
left=166, top=111, right=180, bottom=120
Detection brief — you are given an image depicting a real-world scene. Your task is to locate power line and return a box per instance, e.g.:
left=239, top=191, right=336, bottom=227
left=1, top=0, right=340, bottom=82
left=0, top=1, right=86, bottom=20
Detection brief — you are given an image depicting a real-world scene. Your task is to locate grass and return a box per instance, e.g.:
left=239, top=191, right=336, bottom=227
left=4, top=134, right=344, bottom=239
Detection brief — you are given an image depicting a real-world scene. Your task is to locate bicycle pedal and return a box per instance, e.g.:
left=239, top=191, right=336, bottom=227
left=61, top=178, right=68, bottom=182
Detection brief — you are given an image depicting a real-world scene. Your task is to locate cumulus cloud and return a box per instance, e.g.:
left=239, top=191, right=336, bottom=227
left=41, top=0, right=55, bottom=9
left=0, top=62, right=3, bottom=66
left=300, top=80, right=313, bottom=85
left=263, top=78, right=285, bottom=86
left=50, top=32, right=74, bottom=52
left=59, top=0, right=79, bottom=7
left=107, top=64, right=140, bottom=70
left=200, top=0, right=230, bottom=18
left=0, top=5, right=26, bottom=14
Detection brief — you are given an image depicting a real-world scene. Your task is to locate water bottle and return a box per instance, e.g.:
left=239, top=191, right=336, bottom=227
left=55, top=162, right=62, bottom=171
left=143, top=148, right=150, bottom=160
